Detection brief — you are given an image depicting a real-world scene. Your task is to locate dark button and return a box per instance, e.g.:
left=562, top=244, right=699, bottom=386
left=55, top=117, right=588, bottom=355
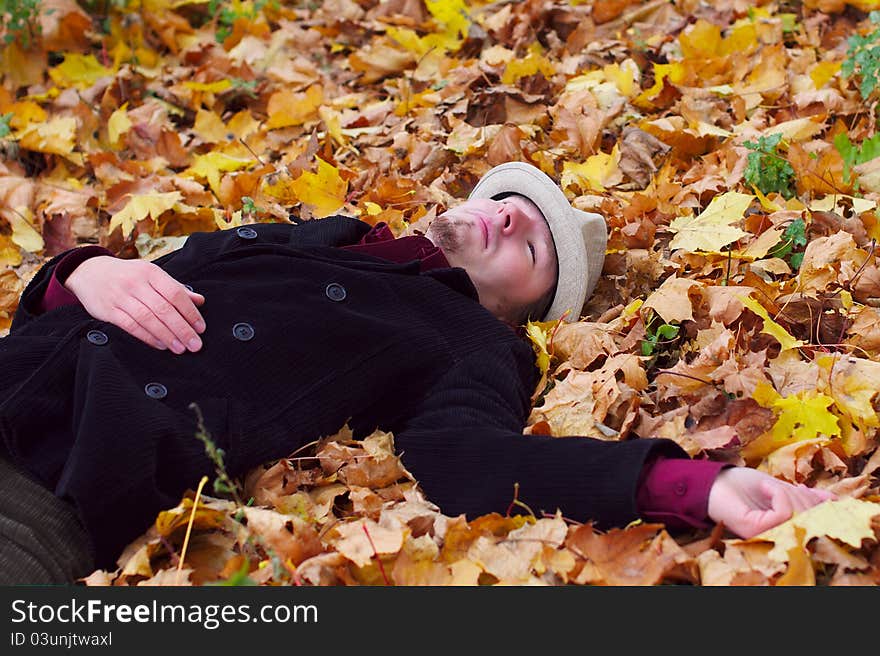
left=232, top=322, right=255, bottom=341
left=236, top=226, right=258, bottom=240
left=325, top=283, right=347, bottom=302
left=674, top=483, right=687, bottom=497
left=183, top=284, right=194, bottom=292
left=86, top=330, right=108, bottom=346
left=144, top=383, right=168, bottom=400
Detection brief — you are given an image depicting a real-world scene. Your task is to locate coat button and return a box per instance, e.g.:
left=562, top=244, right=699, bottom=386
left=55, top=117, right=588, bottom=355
left=144, top=382, right=168, bottom=400
left=236, top=226, right=258, bottom=240
left=325, top=283, right=347, bottom=302
left=184, top=284, right=194, bottom=292
left=86, top=330, right=108, bottom=346
left=674, top=482, right=687, bottom=497
left=232, top=322, right=255, bottom=341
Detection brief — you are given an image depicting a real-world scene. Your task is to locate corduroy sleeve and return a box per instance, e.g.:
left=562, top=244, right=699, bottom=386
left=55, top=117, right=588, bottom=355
left=393, top=343, right=686, bottom=528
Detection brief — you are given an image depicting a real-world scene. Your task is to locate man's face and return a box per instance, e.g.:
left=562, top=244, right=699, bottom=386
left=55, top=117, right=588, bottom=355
left=425, top=194, right=558, bottom=322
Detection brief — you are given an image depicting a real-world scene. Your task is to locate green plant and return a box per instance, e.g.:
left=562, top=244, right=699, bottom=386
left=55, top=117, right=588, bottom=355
left=0, top=113, right=12, bottom=138
left=209, top=0, right=274, bottom=43
left=743, top=133, right=796, bottom=199
left=768, top=218, right=807, bottom=270
left=834, top=131, right=880, bottom=185
left=641, top=319, right=680, bottom=357
left=842, top=10, right=880, bottom=100
left=190, top=402, right=244, bottom=505
left=0, top=0, right=42, bottom=48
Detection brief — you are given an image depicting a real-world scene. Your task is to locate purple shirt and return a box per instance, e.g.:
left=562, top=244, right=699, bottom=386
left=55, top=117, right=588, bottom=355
left=37, top=224, right=727, bottom=530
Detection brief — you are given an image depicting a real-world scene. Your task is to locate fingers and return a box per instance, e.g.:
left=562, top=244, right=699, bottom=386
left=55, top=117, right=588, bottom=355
left=187, top=290, right=206, bottom=307
left=764, top=479, right=794, bottom=522
left=118, top=293, right=200, bottom=354
left=149, top=271, right=207, bottom=336
left=112, top=308, right=168, bottom=351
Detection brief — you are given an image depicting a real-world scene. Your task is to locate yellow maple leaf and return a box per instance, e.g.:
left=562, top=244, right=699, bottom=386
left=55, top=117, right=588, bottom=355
left=561, top=146, right=621, bottom=192
left=185, top=152, right=254, bottom=194
left=679, top=19, right=722, bottom=58
left=738, top=295, right=804, bottom=352
left=109, top=192, right=183, bottom=238
left=501, top=49, right=556, bottom=85
left=265, top=85, right=323, bottom=130
left=7, top=207, right=44, bottom=253
left=816, top=355, right=880, bottom=431
left=16, top=116, right=79, bottom=162
left=810, top=61, right=841, bottom=89
left=288, top=158, right=348, bottom=218
left=7, top=101, right=46, bottom=130
left=769, top=391, right=841, bottom=443
left=525, top=319, right=556, bottom=378
left=108, top=103, right=132, bottom=147
left=48, top=54, right=114, bottom=89
left=635, top=62, right=685, bottom=106
left=192, top=109, right=228, bottom=143
left=754, top=497, right=880, bottom=563
left=668, top=192, right=753, bottom=253
left=387, top=0, right=470, bottom=56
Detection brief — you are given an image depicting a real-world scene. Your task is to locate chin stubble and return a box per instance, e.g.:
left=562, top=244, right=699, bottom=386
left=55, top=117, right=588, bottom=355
left=428, top=216, right=465, bottom=256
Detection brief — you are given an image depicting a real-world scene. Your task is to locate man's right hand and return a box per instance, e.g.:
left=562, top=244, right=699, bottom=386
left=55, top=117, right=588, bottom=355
left=707, top=467, right=835, bottom=539
left=64, top=256, right=206, bottom=354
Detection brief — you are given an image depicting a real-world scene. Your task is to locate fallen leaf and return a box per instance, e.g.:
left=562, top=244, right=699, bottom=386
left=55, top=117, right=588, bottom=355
left=668, top=192, right=754, bottom=253
left=753, top=498, right=880, bottom=563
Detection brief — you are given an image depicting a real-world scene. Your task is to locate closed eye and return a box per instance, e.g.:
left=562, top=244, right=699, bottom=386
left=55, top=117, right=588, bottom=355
left=529, top=242, right=536, bottom=264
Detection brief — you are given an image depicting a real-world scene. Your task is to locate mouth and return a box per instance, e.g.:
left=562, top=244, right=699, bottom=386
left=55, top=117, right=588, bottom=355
left=478, top=217, right=489, bottom=249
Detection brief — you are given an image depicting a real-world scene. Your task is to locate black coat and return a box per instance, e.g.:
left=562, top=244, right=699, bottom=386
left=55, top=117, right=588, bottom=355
left=0, top=216, right=682, bottom=566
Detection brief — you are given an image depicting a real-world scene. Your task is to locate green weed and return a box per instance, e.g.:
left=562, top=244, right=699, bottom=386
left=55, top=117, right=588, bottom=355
left=743, top=133, right=796, bottom=199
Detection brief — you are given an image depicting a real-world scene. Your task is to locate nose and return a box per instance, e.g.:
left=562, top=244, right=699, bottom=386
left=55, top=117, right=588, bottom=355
left=496, top=201, right=525, bottom=236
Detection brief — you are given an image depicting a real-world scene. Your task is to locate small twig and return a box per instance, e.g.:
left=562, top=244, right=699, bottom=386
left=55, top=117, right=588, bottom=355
left=239, top=137, right=265, bottom=165
left=177, top=475, right=209, bottom=585
left=505, top=482, right=536, bottom=519
left=654, top=370, right=714, bottom=386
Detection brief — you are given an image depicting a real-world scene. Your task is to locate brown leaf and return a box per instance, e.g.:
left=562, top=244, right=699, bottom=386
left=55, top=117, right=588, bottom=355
left=567, top=523, right=697, bottom=586
left=240, top=507, right=324, bottom=566
left=618, top=127, right=671, bottom=188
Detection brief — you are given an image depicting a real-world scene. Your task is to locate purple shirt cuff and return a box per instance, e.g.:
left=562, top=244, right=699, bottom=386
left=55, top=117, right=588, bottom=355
left=636, top=457, right=731, bottom=530
left=39, top=246, right=114, bottom=314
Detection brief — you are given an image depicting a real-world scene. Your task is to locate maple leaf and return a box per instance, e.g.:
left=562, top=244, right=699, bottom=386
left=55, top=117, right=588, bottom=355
left=107, top=103, right=132, bottom=147
left=287, top=158, right=348, bottom=218
left=6, top=207, right=43, bottom=253
left=561, top=147, right=622, bottom=192
left=668, top=192, right=754, bottom=253
left=753, top=497, right=880, bottom=563
left=387, top=0, right=470, bottom=57
left=109, top=191, right=183, bottom=238
left=752, top=381, right=841, bottom=448
left=15, top=116, right=77, bottom=158
left=642, top=276, right=699, bottom=324
left=48, top=53, right=114, bottom=89
left=185, top=152, right=253, bottom=194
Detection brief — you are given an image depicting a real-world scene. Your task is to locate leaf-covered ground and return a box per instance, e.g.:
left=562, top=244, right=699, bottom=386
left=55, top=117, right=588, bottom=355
left=3, top=0, right=880, bottom=585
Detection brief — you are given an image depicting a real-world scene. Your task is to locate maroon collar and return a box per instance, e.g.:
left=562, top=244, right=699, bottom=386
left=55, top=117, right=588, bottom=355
left=340, top=222, right=450, bottom=272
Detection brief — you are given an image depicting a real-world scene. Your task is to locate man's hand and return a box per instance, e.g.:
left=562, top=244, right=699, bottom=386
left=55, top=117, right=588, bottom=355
left=64, top=255, right=206, bottom=354
left=707, top=467, right=836, bottom=539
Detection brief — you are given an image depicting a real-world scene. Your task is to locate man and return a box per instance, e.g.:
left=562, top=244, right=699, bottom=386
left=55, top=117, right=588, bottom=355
left=0, top=162, right=831, bottom=584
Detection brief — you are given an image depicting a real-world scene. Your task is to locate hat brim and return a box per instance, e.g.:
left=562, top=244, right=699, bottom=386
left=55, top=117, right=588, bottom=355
left=469, top=162, right=607, bottom=322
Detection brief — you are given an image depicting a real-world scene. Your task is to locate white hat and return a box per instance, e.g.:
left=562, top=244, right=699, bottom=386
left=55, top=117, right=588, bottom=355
left=469, top=162, right=607, bottom=323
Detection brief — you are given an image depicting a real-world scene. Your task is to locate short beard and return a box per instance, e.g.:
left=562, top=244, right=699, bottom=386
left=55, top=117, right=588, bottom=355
left=426, top=215, right=464, bottom=256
